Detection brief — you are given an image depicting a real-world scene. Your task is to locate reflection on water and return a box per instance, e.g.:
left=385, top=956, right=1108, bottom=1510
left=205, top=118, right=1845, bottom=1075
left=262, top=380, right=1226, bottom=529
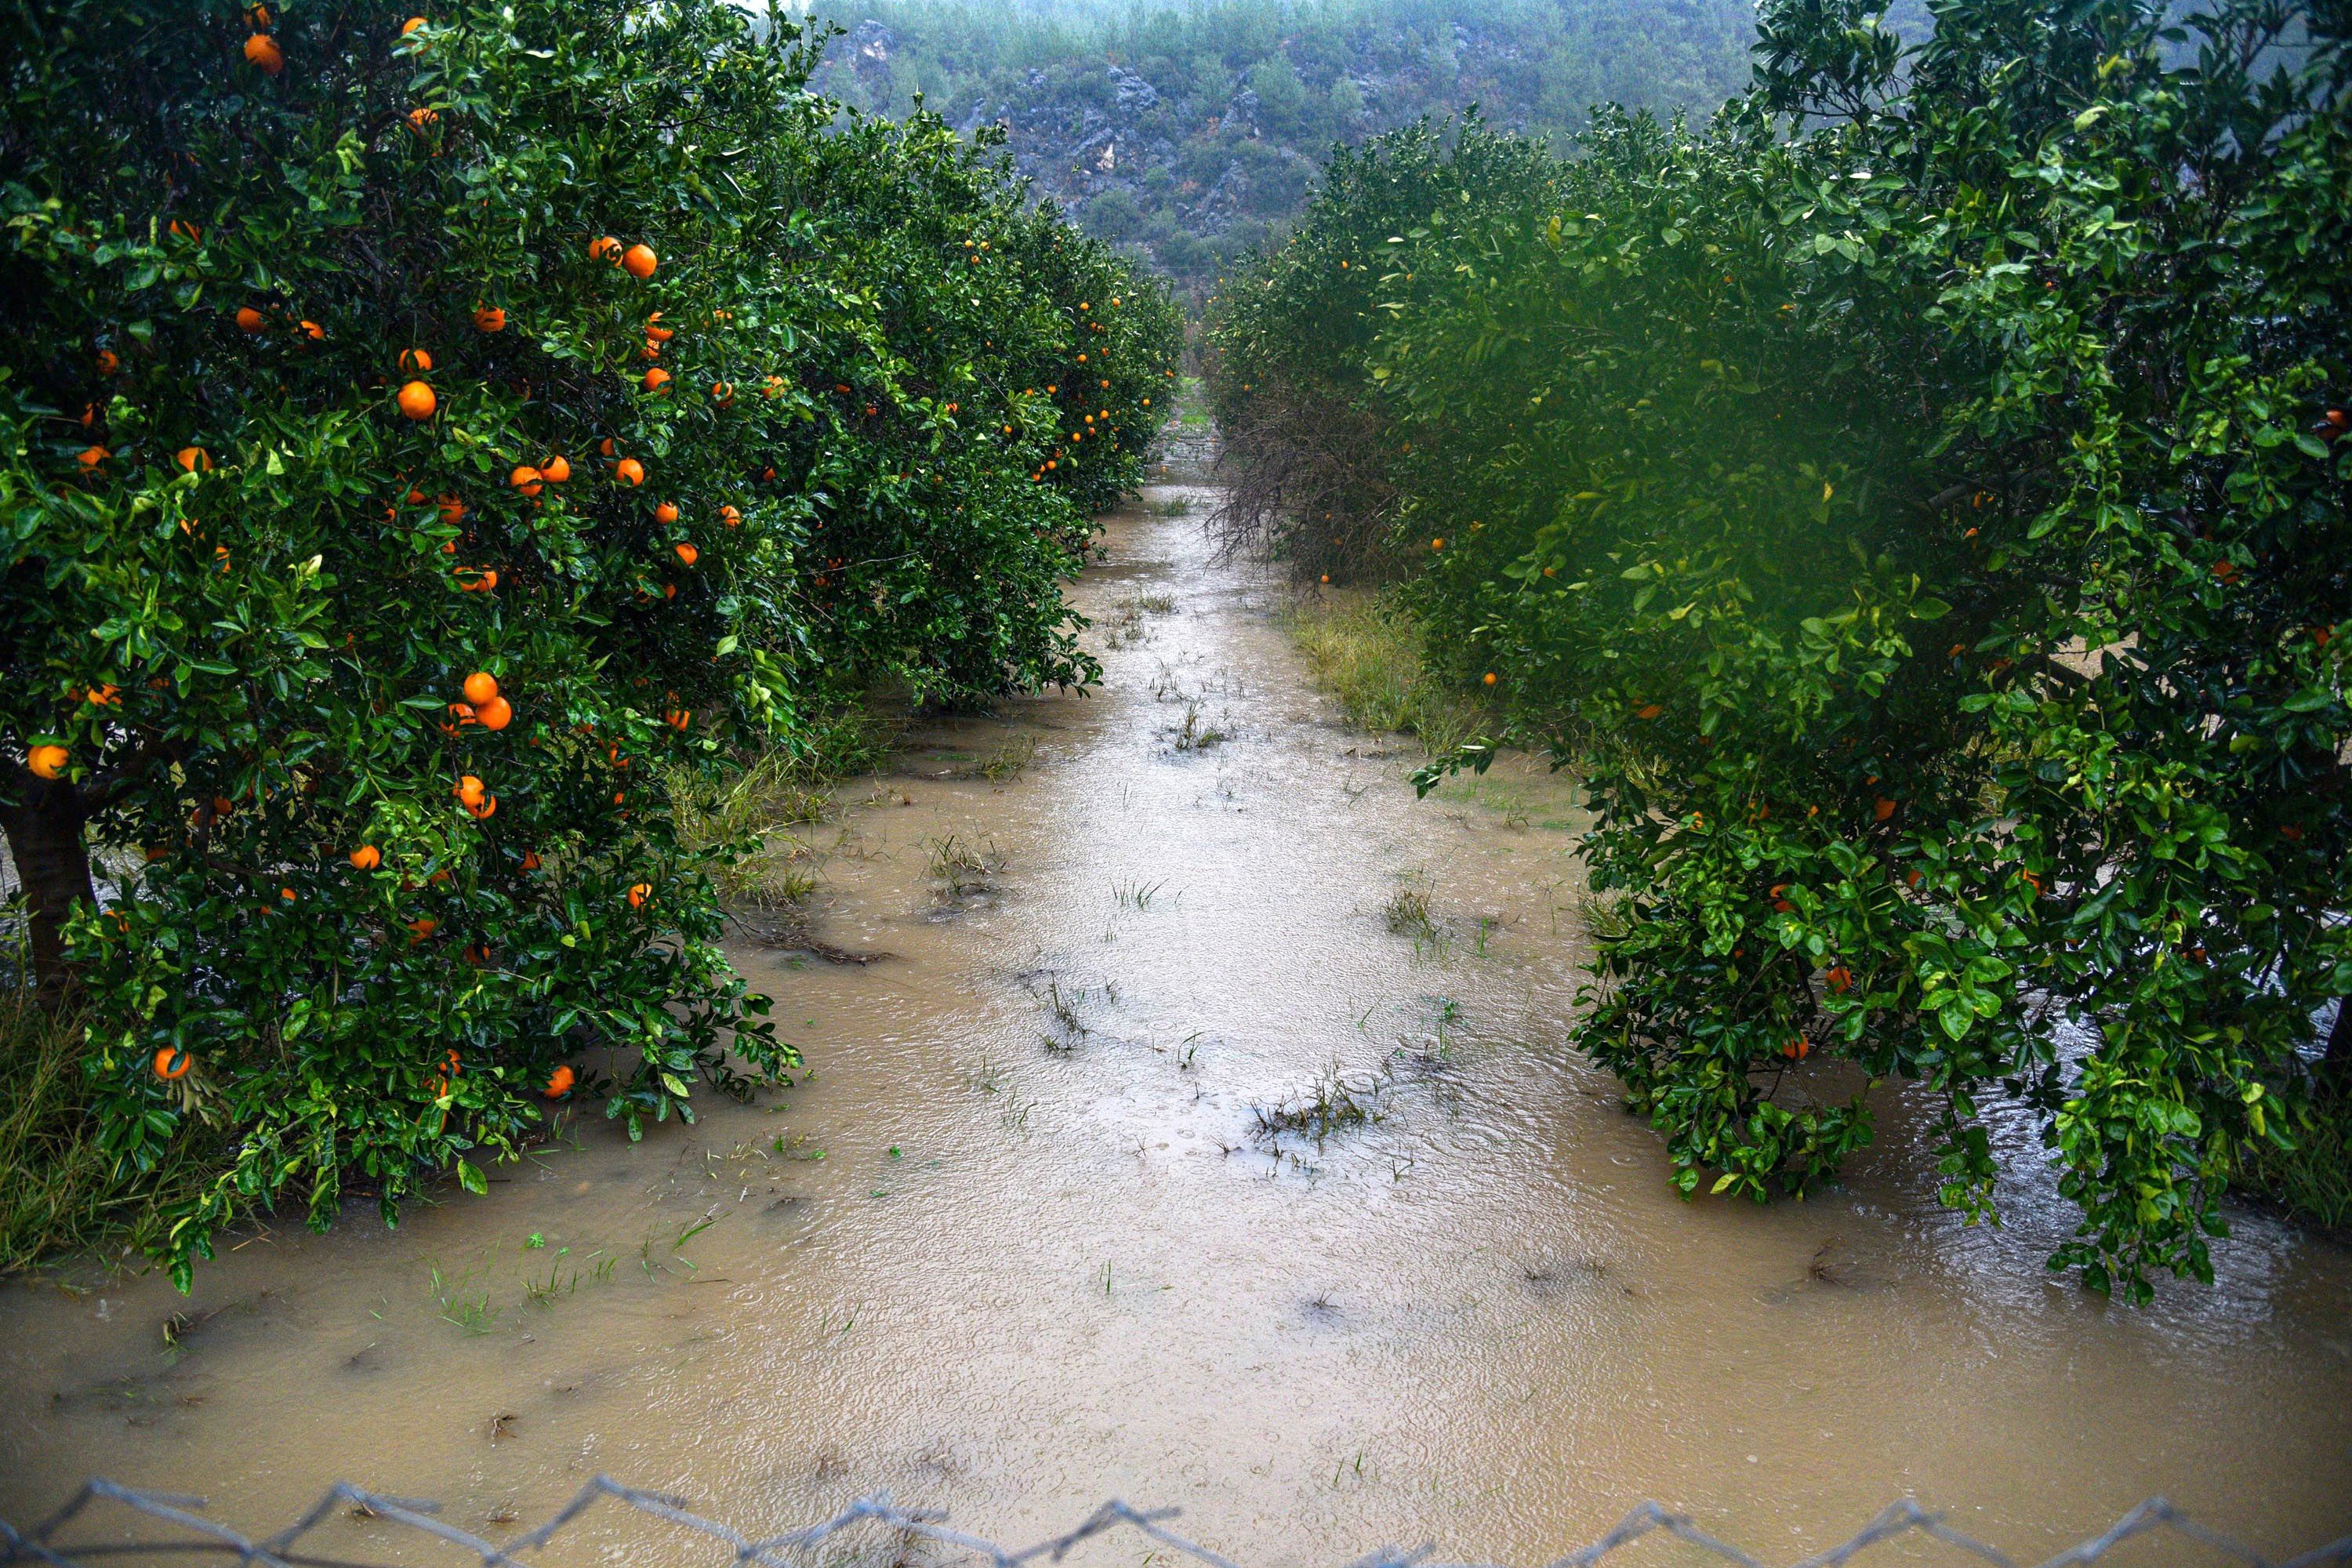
left=2, top=493, right=2347, bottom=1567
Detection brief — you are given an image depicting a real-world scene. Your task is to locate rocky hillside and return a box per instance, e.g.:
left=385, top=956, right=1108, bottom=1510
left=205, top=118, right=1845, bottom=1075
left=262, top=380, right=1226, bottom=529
left=802, top=0, right=1759, bottom=296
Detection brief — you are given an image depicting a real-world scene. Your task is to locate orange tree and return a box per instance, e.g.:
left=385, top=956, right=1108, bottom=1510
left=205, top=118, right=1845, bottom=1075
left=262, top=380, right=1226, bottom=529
left=1200, top=118, right=1559, bottom=581
left=739, top=104, right=1181, bottom=702
left=0, top=0, right=1174, bottom=1287
left=995, top=202, right=1185, bottom=519
left=1213, top=0, right=2352, bottom=1298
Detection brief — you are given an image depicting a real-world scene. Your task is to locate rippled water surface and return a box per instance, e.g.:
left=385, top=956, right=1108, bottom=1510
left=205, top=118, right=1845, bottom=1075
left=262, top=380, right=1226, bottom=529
left=4, top=495, right=2349, bottom=1566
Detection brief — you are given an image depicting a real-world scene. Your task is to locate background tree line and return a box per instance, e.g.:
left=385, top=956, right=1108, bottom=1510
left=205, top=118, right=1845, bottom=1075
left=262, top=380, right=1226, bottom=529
left=801, top=0, right=1764, bottom=290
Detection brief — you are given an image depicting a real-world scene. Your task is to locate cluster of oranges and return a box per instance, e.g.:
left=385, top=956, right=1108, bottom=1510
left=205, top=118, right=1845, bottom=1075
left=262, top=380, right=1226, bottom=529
left=452, top=772, right=495, bottom=819
left=241, top=4, right=282, bottom=75
left=510, top=454, right=571, bottom=496
left=447, top=669, right=514, bottom=732
left=234, top=303, right=324, bottom=341
left=590, top=234, right=659, bottom=279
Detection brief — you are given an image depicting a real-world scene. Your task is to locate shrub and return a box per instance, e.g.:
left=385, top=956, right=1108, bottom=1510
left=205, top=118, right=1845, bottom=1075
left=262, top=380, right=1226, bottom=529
left=0, top=0, right=1175, bottom=1287
left=1213, top=0, right=2352, bottom=1298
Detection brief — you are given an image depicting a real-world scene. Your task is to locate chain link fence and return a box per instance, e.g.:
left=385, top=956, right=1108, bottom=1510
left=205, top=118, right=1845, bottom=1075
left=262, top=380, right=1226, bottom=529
left=5, top=1477, right=2349, bottom=1568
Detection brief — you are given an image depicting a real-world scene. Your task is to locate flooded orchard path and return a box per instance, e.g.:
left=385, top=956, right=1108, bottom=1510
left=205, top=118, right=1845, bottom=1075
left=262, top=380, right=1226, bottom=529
left=5, top=492, right=2350, bottom=1565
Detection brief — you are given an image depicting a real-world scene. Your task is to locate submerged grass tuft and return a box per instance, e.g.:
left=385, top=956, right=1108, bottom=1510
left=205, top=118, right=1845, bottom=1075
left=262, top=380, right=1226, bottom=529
left=1283, top=593, right=1485, bottom=757
left=1171, top=699, right=1228, bottom=752
left=926, top=833, right=1001, bottom=898
left=1102, top=593, right=1177, bottom=648
left=978, top=734, right=1038, bottom=783
left=1252, top=1063, right=1392, bottom=1145
left=1385, top=884, right=1434, bottom=938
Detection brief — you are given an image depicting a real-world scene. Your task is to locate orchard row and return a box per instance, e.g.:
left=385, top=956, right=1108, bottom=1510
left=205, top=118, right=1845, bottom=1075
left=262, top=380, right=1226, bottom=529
left=1, top=0, right=1179, bottom=1286
left=1210, top=0, right=2352, bottom=1298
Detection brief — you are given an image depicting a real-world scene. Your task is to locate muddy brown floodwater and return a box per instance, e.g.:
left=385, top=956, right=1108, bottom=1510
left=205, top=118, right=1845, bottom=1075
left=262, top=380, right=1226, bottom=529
left=5, top=492, right=2350, bottom=1567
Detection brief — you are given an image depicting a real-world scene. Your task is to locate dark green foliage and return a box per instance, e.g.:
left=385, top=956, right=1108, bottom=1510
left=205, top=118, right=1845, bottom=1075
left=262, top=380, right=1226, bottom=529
left=1211, top=0, right=2352, bottom=1298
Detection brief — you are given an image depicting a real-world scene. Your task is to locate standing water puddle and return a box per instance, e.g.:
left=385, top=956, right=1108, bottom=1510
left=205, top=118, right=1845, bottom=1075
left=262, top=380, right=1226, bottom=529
left=3, top=492, right=2348, bottom=1564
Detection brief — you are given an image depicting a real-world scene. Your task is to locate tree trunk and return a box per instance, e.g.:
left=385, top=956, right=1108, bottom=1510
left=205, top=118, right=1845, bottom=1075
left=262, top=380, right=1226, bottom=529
left=2326, top=995, right=2352, bottom=1091
left=1, top=779, right=96, bottom=996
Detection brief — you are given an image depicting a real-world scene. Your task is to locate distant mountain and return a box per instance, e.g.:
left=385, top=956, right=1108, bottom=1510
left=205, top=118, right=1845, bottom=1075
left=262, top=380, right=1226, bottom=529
left=799, top=0, right=1760, bottom=294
